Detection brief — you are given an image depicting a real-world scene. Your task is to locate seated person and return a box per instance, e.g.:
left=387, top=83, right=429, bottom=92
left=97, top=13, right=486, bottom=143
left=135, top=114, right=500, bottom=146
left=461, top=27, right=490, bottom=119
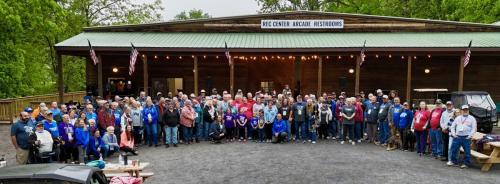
left=209, top=116, right=225, bottom=143
left=102, top=126, right=120, bottom=158
left=120, top=124, right=138, bottom=155
left=87, top=130, right=104, bottom=161
left=272, top=113, right=288, bottom=144
left=30, top=122, right=54, bottom=163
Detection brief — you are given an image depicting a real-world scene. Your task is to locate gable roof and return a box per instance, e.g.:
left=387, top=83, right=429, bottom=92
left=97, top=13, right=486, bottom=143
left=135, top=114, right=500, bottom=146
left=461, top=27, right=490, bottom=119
left=83, top=11, right=500, bottom=33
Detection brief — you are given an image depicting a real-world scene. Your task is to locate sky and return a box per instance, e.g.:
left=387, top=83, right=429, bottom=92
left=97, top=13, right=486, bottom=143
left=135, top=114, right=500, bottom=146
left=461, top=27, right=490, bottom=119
left=142, top=0, right=261, bottom=21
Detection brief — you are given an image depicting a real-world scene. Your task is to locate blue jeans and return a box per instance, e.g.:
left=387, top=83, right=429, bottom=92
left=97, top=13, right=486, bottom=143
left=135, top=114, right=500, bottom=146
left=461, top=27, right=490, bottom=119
left=415, top=130, right=428, bottom=154
left=145, top=123, right=158, bottom=145
left=429, top=129, right=443, bottom=156
left=103, top=145, right=119, bottom=158
left=182, top=126, right=193, bottom=142
left=450, top=136, right=471, bottom=166
left=258, top=129, right=265, bottom=142
left=165, top=126, right=178, bottom=145
left=284, top=120, right=291, bottom=141
left=203, top=121, right=211, bottom=140
left=378, top=120, right=389, bottom=144
left=195, top=121, right=203, bottom=140
left=311, top=130, right=317, bottom=141
left=295, top=121, right=307, bottom=141
left=329, top=120, right=338, bottom=138
left=354, top=122, right=363, bottom=141
left=247, top=123, right=254, bottom=139
left=305, top=118, right=312, bottom=140
left=343, top=124, right=354, bottom=141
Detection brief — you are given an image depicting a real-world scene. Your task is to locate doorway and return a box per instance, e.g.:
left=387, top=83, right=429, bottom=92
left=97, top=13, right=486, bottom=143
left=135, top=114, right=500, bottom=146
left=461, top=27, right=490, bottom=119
left=167, top=78, right=183, bottom=95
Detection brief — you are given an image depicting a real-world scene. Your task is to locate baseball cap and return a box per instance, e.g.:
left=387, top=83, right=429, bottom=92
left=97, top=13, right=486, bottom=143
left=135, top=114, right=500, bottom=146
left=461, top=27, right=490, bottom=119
left=157, top=92, right=162, bottom=95
left=200, top=89, right=206, bottom=93
left=435, top=99, right=442, bottom=104
left=461, top=105, right=469, bottom=110
left=24, top=107, right=33, bottom=113
left=382, top=95, right=389, bottom=99
left=376, top=89, right=382, bottom=93
left=446, top=101, right=453, bottom=105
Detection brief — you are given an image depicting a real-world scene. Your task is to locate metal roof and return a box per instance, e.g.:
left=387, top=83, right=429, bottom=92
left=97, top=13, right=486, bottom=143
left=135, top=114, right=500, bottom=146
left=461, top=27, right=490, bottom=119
left=55, top=32, right=500, bottom=52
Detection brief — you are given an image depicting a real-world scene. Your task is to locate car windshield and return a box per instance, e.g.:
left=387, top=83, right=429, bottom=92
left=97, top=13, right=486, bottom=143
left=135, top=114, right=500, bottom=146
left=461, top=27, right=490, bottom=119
left=466, top=94, right=496, bottom=110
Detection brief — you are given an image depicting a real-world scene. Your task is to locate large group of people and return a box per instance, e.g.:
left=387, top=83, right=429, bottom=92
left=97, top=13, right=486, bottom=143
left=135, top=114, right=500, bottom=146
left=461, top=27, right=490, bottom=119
left=10, top=87, right=477, bottom=169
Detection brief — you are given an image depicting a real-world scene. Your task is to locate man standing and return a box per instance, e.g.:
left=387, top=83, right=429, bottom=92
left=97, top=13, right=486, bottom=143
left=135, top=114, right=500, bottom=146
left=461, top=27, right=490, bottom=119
left=429, top=99, right=444, bottom=159
left=365, top=96, right=379, bottom=143
left=440, top=101, right=456, bottom=162
left=11, top=112, right=35, bottom=165
left=377, top=95, right=391, bottom=146
left=448, top=105, right=477, bottom=169
left=290, top=95, right=306, bottom=143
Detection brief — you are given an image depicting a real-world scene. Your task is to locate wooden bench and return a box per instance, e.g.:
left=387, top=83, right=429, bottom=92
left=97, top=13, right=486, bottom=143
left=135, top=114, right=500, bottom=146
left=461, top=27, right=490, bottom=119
left=105, top=172, right=154, bottom=181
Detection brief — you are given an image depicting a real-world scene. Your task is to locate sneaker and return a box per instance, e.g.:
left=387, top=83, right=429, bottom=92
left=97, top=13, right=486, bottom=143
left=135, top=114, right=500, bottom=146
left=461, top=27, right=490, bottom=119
left=460, top=164, right=468, bottom=169
left=302, top=140, right=306, bottom=144
left=341, top=141, right=345, bottom=144
left=165, top=144, right=169, bottom=148
left=332, top=137, right=337, bottom=140
left=238, top=139, right=242, bottom=142
left=352, top=142, right=355, bottom=145
left=248, top=137, right=252, bottom=140
left=312, top=141, right=316, bottom=144
left=308, top=140, right=312, bottom=142
left=173, top=144, right=178, bottom=147
left=349, top=140, right=353, bottom=143
left=447, top=161, right=455, bottom=167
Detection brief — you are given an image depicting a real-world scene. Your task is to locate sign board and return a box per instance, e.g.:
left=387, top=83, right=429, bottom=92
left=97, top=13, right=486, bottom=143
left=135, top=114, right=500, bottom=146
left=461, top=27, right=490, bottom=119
left=261, top=19, right=344, bottom=29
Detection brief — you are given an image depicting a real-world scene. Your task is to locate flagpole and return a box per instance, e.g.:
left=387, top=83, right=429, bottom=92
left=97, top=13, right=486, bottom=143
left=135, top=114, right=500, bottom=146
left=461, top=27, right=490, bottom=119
left=458, top=40, right=472, bottom=91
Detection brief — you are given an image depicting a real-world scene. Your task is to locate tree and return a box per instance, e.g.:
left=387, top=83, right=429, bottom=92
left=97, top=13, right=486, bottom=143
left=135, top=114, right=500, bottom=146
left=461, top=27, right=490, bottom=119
left=174, top=9, right=211, bottom=20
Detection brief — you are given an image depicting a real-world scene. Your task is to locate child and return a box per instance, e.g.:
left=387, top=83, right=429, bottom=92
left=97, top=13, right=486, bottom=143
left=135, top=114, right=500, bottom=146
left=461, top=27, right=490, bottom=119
left=257, top=110, right=266, bottom=143
left=223, top=108, right=235, bottom=142
left=310, top=114, right=319, bottom=144
left=75, top=120, right=89, bottom=164
left=249, top=114, right=259, bottom=142
left=236, top=108, right=248, bottom=142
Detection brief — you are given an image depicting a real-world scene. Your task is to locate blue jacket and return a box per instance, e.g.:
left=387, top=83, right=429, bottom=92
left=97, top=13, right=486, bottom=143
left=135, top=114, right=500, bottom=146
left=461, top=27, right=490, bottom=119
left=87, top=136, right=104, bottom=156
left=329, top=100, right=337, bottom=120
left=142, top=105, right=159, bottom=124
left=264, top=105, right=278, bottom=123
left=398, top=109, right=413, bottom=129
left=43, top=120, right=60, bottom=138
left=75, top=127, right=89, bottom=147
left=272, top=119, right=287, bottom=135
left=85, top=111, right=97, bottom=123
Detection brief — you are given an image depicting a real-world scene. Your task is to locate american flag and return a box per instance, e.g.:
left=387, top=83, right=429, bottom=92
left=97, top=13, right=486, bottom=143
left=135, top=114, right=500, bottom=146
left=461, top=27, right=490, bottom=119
left=225, top=42, right=232, bottom=66
left=129, top=43, right=139, bottom=76
left=464, top=40, right=472, bottom=67
left=359, top=40, right=367, bottom=66
left=88, top=40, right=99, bottom=65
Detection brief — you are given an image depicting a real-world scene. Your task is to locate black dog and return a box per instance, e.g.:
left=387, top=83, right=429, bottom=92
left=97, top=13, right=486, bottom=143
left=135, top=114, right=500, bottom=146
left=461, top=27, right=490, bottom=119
left=406, top=130, right=416, bottom=152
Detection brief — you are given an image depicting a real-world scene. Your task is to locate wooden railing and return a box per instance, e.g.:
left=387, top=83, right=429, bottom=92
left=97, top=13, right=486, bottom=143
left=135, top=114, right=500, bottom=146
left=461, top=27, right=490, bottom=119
left=0, top=91, right=86, bottom=124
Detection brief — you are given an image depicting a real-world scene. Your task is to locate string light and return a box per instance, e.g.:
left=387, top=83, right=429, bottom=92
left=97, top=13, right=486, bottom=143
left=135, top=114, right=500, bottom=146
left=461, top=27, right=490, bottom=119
left=401, top=56, right=405, bottom=59
left=350, top=54, right=354, bottom=58
left=413, top=56, right=417, bottom=59
left=191, top=55, right=195, bottom=58
left=154, top=55, right=158, bottom=59
left=388, top=54, right=392, bottom=58
left=425, top=68, right=431, bottom=74
left=203, top=55, right=207, bottom=59
left=166, top=56, right=170, bottom=59
left=375, top=54, right=379, bottom=58
left=427, top=54, right=431, bottom=58
left=179, top=56, right=182, bottom=59
left=216, top=56, right=219, bottom=59
left=326, top=56, right=329, bottom=59
left=338, top=56, right=342, bottom=59
left=349, top=68, right=355, bottom=74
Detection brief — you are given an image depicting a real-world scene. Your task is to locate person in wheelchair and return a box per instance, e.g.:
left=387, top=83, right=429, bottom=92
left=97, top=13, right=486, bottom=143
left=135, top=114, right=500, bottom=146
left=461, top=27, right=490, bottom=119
left=29, top=122, right=54, bottom=163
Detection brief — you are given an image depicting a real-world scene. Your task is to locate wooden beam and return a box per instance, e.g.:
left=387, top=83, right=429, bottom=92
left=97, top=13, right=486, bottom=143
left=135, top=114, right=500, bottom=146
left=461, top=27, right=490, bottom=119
left=97, top=55, right=103, bottom=97
left=143, top=55, right=149, bottom=96
left=57, top=53, right=64, bottom=104
left=318, top=57, right=322, bottom=97
left=230, top=61, right=234, bottom=97
left=458, top=56, right=464, bottom=91
left=294, top=57, right=301, bottom=95
left=406, top=56, right=412, bottom=102
left=354, top=56, right=361, bottom=95
left=194, top=56, right=198, bottom=96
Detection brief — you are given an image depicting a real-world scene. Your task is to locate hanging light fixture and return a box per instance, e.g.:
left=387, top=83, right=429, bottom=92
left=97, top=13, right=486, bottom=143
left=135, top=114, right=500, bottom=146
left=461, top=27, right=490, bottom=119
left=112, top=67, right=118, bottom=73
left=348, top=68, right=354, bottom=74
left=424, top=68, right=431, bottom=74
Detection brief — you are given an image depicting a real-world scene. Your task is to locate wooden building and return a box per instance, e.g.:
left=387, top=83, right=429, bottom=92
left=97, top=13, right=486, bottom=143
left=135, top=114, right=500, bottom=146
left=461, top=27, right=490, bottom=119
left=55, top=11, right=500, bottom=103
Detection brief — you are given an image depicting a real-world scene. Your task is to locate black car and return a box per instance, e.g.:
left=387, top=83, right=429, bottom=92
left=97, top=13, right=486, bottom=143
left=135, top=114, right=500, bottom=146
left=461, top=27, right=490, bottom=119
left=0, top=164, right=107, bottom=184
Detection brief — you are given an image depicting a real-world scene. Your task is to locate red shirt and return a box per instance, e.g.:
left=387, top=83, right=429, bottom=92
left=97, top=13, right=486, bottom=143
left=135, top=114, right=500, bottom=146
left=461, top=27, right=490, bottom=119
left=354, top=103, right=364, bottom=122
left=413, top=110, right=430, bottom=131
left=243, top=103, right=253, bottom=119
left=429, top=108, right=443, bottom=130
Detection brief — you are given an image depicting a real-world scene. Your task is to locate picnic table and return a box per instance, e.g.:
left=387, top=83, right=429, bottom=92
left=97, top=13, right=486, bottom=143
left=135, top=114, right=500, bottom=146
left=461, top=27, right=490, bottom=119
left=102, top=161, right=153, bottom=180
left=474, top=141, right=500, bottom=171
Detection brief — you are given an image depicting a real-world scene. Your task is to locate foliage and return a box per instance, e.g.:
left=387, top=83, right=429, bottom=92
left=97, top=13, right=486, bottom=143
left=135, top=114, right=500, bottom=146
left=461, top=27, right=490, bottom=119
left=256, top=0, right=500, bottom=24
left=174, top=9, right=212, bottom=20
left=0, top=0, right=164, bottom=98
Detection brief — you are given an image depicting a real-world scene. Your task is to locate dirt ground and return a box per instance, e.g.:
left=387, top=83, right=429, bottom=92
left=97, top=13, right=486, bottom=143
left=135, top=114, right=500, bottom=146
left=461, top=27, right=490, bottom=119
left=1, top=124, right=499, bottom=184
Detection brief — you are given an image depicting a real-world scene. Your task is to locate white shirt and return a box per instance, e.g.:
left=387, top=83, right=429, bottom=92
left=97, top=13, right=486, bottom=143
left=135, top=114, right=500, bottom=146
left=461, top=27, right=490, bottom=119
left=36, top=130, right=54, bottom=153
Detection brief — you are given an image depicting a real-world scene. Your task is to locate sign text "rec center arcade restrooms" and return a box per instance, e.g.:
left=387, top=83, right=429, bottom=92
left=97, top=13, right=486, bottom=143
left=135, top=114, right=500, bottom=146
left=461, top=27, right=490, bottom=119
left=261, top=19, right=344, bottom=29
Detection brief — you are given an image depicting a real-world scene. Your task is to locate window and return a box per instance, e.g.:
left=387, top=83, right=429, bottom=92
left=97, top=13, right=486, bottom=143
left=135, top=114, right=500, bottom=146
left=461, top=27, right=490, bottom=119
left=260, top=81, right=274, bottom=93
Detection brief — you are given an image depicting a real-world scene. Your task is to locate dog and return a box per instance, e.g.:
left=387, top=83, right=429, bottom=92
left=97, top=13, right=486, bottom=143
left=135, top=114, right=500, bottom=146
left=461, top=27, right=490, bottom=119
left=406, top=130, right=416, bottom=152
left=387, top=123, right=402, bottom=151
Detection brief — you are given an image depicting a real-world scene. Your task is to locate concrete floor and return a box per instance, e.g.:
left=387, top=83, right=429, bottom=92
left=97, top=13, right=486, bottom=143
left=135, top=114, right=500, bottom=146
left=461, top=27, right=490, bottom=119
left=1, top=124, right=499, bottom=184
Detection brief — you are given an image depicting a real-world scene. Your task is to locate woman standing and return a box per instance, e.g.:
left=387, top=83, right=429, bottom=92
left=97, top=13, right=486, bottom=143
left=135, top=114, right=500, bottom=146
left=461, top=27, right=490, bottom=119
left=163, top=102, right=180, bottom=148
left=411, top=101, right=431, bottom=156
left=340, top=98, right=356, bottom=145
left=203, top=100, right=217, bottom=140
left=317, top=103, right=332, bottom=140
left=142, top=98, right=158, bottom=147
left=130, top=102, right=143, bottom=146
left=263, top=100, right=277, bottom=143
left=75, top=120, right=89, bottom=164
left=279, top=98, right=292, bottom=141
left=180, top=100, right=196, bottom=144
left=354, top=99, right=364, bottom=143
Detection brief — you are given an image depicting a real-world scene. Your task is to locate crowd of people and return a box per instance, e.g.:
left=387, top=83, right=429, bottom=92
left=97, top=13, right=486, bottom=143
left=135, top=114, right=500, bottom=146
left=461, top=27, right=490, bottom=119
left=10, top=87, right=477, bottom=169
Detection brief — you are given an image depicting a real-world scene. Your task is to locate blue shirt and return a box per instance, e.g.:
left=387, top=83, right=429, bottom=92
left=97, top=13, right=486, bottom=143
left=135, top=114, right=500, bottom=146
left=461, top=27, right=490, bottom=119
left=391, top=105, right=403, bottom=125
left=43, top=120, right=60, bottom=138
left=398, top=109, right=413, bottom=129
left=10, top=120, right=35, bottom=149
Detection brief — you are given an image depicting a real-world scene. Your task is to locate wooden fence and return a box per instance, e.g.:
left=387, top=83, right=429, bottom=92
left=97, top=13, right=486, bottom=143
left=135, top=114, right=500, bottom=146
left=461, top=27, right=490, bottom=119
left=0, top=91, right=86, bottom=124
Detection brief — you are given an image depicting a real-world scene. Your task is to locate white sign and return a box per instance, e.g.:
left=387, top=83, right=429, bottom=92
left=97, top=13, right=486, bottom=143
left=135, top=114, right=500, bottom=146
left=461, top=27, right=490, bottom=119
left=261, top=19, right=344, bottom=29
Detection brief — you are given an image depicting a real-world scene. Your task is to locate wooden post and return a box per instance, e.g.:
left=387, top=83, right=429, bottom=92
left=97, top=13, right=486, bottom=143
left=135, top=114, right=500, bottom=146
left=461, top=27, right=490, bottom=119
left=57, top=53, right=64, bottom=104
left=317, top=57, right=323, bottom=97
left=294, top=57, right=301, bottom=95
left=143, top=55, right=149, bottom=96
left=458, top=56, right=464, bottom=91
left=97, top=55, right=103, bottom=97
left=354, top=56, right=361, bottom=95
left=230, top=61, right=234, bottom=97
left=194, top=56, right=199, bottom=96
left=406, top=56, right=412, bottom=102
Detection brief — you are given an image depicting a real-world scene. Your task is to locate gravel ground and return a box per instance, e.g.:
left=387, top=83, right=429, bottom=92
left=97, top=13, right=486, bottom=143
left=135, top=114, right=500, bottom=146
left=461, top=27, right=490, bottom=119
left=1, top=124, right=499, bottom=184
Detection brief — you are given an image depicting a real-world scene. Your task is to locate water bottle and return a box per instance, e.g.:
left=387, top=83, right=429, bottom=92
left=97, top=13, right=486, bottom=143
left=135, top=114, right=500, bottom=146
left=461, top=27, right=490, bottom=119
left=99, top=154, right=103, bottom=161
